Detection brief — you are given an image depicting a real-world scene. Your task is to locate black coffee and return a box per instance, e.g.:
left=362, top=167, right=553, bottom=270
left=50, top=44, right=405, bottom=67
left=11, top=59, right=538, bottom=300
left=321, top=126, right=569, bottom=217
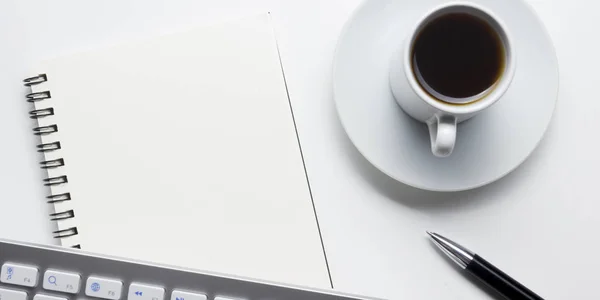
left=411, top=13, right=505, bottom=100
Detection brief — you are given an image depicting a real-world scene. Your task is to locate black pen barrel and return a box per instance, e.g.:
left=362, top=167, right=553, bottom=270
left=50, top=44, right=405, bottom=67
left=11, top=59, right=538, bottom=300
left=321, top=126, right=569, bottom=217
left=465, top=255, right=544, bottom=300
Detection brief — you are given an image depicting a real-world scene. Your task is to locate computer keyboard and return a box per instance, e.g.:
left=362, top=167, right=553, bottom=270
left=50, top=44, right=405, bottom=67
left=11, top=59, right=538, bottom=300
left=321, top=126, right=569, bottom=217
left=0, top=239, right=375, bottom=300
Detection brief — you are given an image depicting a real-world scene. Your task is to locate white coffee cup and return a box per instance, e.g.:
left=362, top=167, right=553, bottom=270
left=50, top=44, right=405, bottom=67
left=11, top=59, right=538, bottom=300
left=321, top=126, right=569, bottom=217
left=389, top=2, right=515, bottom=157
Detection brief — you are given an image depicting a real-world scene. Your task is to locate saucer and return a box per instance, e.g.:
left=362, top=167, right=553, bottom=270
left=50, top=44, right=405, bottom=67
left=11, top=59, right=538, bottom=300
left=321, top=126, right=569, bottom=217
left=333, top=0, right=558, bottom=191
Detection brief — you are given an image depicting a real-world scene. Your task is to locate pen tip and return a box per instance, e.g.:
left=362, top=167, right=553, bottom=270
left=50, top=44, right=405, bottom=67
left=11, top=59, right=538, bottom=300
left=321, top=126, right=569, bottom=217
left=426, top=231, right=435, bottom=237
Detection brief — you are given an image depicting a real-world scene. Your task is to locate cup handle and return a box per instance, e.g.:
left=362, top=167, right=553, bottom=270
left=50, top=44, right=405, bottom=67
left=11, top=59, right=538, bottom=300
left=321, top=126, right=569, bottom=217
left=427, top=114, right=457, bottom=157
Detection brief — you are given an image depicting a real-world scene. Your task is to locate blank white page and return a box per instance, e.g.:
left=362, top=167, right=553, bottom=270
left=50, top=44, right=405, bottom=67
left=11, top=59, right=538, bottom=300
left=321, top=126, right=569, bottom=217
left=29, top=14, right=330, bottom=288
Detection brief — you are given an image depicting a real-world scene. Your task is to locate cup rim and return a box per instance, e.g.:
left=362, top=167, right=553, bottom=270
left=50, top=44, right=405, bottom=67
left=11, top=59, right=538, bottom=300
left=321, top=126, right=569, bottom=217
left=403, top=1, right=516, bottom=115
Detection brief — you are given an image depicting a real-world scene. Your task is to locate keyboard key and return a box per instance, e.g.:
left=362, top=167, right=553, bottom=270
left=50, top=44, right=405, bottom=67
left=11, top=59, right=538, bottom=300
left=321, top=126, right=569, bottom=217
left=0, top=288, right=27, bottom=300
left=0, top=263, right=38, bottom=287
left=43, top=269, right=81, bottom=294
left=34, top=294, right=68, bottom=300
left=85, top=276, right=123, bottom=300
left=171, top=290, right=207, bottom=300
left=214, top=297, right=244, bottom=300
left=128, top=283, right=164, bottom=300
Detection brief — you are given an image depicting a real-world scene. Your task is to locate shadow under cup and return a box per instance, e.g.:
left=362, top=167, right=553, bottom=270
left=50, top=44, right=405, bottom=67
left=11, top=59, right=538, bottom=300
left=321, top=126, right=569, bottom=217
left=409, top=5, right=513, bottom=105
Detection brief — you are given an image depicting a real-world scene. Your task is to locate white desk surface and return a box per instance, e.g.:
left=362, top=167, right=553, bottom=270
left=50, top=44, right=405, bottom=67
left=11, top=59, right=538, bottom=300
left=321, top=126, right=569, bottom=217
left=0, top=0, right=597, bottom=299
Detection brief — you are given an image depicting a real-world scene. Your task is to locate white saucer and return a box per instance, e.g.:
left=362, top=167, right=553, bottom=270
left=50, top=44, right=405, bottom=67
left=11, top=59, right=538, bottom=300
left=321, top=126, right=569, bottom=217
left=333, top=0, right=558, bottom=191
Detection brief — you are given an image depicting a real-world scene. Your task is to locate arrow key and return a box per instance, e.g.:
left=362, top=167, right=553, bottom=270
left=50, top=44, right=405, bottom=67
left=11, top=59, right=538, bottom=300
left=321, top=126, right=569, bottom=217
left=128, top=283, right=164, bottom=300
left=171, top=290, right=206, bottom=300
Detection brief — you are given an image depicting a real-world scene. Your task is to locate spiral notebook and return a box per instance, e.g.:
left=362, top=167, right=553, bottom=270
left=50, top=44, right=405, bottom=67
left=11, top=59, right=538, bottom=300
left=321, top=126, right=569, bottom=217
left=22, top=14, right=331, bottom=288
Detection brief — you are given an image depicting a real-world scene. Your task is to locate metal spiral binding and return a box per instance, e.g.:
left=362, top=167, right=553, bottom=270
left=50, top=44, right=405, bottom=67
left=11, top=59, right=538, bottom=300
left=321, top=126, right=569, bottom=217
left=24, top=74, right=79, bottom=248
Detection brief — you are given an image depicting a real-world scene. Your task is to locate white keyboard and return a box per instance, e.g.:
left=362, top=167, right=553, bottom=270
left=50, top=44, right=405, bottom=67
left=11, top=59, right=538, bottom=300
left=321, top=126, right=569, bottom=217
left=0, top=239, right=376, bottom=300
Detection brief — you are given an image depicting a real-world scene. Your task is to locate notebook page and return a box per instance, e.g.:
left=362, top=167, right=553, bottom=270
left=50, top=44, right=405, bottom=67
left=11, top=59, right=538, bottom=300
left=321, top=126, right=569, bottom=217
left=29, top=14, right=330, bottom=288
